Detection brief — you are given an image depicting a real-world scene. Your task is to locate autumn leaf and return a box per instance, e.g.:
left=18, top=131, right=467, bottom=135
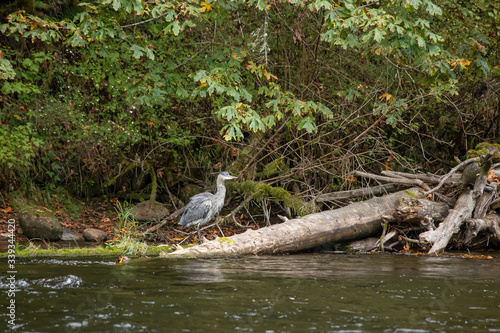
left=2, top=206, right=12, bottom=213
left=345, top=175, right=357, bottom=184
left=200, top=1, right=213, bottom=12
left=449, top=59, right=471, bottom=70
left=379, top=93, right=393, bottom=103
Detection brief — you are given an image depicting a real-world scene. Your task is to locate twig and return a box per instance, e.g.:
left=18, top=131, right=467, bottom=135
left=423, top=157, right=479, bottom=196
left=121, top=12, right=169, bottom=28
left=141, top=206, right=185, bottom=236
left=400, top=235, right=420, bottom=244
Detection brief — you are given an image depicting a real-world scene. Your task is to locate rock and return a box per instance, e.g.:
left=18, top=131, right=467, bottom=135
left=83, top=228, right=108, bottom=242
left=346, top=237, right=379, bottom=252
left=61, top=228, right=84, bottom=242
left=18, top=211, right=63, bottom=241
left=129, top=200, right=169, bottom=222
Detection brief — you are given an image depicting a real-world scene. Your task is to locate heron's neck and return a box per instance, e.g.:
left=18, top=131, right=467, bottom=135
left=214, top=183, right=226, bottom=210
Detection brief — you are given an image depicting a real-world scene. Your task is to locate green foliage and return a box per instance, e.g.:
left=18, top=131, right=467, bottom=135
left=110, top=201, right=149, bottom=255
left=1, top=0, right=500, bottom=203
left=0, top=124, right=42, bottom=169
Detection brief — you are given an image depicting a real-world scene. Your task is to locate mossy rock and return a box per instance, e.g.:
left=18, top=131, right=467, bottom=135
left=19, top=210, right=63, bottom=241
left=10, top=195, right=62, bottom=240
left=466, top=142, right=500, bottom=162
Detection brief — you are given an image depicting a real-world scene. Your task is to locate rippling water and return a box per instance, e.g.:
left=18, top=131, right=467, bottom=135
left=1, top=253, right=499, bottom=332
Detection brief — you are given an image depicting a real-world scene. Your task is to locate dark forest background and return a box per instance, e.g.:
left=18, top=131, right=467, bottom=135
left=1, top=0, right=500, bottom=215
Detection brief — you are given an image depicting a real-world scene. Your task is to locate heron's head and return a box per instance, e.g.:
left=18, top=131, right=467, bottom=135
left=219, top=172, right=237, bottom=180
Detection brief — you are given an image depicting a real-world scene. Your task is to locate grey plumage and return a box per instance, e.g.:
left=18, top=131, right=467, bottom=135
left=179, top=172, right=237, bottom=241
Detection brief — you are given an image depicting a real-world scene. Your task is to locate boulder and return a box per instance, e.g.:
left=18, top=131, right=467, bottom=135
left=83, top=228, right=108, bottom=242
left=18, top=211, right=63, bottom=241
left=129, top=200, right=169, bottom=222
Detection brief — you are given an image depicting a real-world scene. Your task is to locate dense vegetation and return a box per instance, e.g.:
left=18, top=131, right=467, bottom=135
left=1, top=0, right=499, bottom=214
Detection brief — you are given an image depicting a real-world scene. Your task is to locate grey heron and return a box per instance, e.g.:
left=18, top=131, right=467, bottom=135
left=178, top=172, right=237, bottom=242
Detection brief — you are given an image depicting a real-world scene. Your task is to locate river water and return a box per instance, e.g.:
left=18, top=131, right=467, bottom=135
left=1, top=253, right=499, bottom=332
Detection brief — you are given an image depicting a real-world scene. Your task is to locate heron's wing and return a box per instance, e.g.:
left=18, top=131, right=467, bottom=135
left=179, top=193, right=214, bottom=227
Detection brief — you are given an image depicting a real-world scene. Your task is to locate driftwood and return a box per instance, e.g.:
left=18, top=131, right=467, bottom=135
left=393, top=196, right=449, bottom=224
left=423, top=157, right=479, bottom=196
left=420, top=165, right=489, bottom=254
left=356, top=160, right=499, bottom=254
left=473, top=183, right=497, bottom=218
left=464, top=214, right=500, bottom=245
left=167, top=188, right=424, bottom=258
left=155, top=155, right=499, bottom=256
left=316, top=183, right=399, bottom=202
left=353, top=171, right=431, bottom=191
left=381, top=171, right=462, bottom=186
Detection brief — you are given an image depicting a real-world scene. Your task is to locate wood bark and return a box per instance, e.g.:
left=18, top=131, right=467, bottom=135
left=166, top=188, right=424, bottom=258
left=393, top=197, right=449, bottom=224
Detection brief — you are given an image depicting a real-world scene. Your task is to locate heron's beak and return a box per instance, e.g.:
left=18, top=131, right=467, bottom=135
left=226, top=175, right=237, bottom=179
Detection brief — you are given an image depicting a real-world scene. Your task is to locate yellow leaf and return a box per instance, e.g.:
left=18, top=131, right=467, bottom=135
left=449, top=59, right=471, bottom=71
left=200, top=1, right=213, bottom=12
left=379, top=93, right=393, bottom=103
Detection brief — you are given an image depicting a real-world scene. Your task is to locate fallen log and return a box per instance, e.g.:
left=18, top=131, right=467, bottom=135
left=393, top=196, right=449, bottom=224
left=166, top=188, right=424, bottom=258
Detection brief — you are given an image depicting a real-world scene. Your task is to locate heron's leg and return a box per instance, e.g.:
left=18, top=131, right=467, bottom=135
left=197, top=224, right=203, bottom=243
left=214, top=215, right=225, bottom=237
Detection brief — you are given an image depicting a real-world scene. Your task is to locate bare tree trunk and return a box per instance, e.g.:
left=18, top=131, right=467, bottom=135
left=166, top=188, right=424, bottom=258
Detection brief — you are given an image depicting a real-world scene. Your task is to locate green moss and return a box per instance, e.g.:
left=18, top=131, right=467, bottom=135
left=466, top=142, right=500, bottom=162
left=1, top=242, right=174, bottom=258
left=404, top=190, right=417, bottom=198
left=218, top=237, right=234, bottom=244
left=263, top=158, right=288, bottom=178
left=238, top=180, right=314, bottom=216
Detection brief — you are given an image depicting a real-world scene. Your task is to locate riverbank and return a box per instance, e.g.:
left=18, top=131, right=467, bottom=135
left=0, top=195, right=247, bottom=258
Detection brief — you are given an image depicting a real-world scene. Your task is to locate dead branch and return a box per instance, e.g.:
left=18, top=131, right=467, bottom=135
left=141, top=206, right=185, bottom=236
left=424, top=157, right=479, bottom=196
left=381, top=170, right=462, bottom=186
left=316, top=183, right=399, bottom=202
left=354, top=170, right=431, bottom=191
